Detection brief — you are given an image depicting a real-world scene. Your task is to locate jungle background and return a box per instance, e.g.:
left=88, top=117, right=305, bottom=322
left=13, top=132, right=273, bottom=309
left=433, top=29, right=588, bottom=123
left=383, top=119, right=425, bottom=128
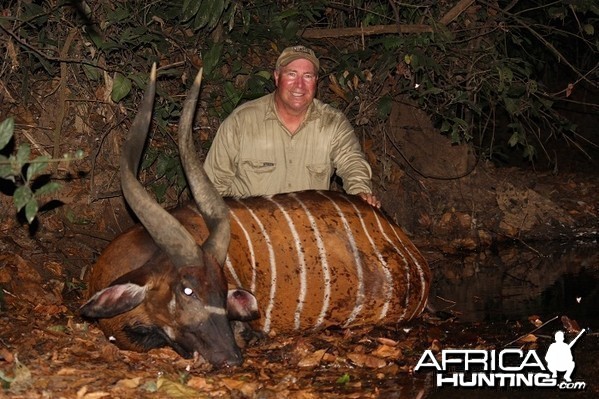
left=0, top=0, right=598, bottom=398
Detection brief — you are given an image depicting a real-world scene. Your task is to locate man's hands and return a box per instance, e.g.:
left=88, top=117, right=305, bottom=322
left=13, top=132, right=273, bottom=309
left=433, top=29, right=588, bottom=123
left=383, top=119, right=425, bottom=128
left=358, top=192, right=381, bottom=208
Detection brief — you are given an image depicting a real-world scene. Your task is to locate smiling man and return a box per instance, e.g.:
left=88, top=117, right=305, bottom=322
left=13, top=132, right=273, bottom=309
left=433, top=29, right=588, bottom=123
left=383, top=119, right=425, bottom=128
left=204, top=45, right=379, bottom=207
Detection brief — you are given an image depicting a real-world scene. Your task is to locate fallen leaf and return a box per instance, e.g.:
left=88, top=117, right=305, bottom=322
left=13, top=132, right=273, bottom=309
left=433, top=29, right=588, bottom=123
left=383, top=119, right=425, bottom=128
left=0, top=347, right=14, bottom=363
left=78, top=386, right=110, bottom=399
left=8, top=356, right=32, bottom=392
left=528, top=315, right=543, bottom=327
left=115, top=377, right=142, bottom=389
left=288, top=390, right=319, bottom=399
left=298, top=349, right=327, bottom=368
left=347, top=353, right=387, bottom=368
left=517, top=334, right=537, bottom=343
left=376, top=337, right=398, bottom=347
left=220, top=378, right=259, bottom=397
left=186, top=376, right=210, bottom=390
left=57, top=367, right=80, bottom=375
left=156, top=376, right=202, bottom=398
left=372, top=344, right=403, bottom=360
left=561, top=315, right=581, bottom=333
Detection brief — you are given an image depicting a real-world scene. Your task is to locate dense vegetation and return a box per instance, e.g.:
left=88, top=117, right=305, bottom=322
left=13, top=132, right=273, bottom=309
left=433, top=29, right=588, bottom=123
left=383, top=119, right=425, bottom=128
left=0, top=0, right=597, bottom=220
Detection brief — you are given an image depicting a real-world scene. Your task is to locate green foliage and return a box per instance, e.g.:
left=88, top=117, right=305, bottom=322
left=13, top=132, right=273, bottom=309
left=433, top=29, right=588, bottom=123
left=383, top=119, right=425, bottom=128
left=142, top=146, right=187, bottom=203
left=336, top=372, right=351, bottom=385
left=111, top=72, right=133, bottom=102
left=317, top=0, right=596, bottom=164
left=181, top=0, right=231, bottom=31
left=1, top=0, right=595, bottom=200
left=0, top=118, right=83, bottom=224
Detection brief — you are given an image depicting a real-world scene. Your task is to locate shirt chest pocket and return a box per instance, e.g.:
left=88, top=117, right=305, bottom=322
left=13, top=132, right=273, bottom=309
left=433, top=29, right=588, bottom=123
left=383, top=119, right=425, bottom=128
left=240, top=159, right=276, bottom=173
left=306, top=163, right=332, bottom=187
left=238, top=159, right=277, bottom=190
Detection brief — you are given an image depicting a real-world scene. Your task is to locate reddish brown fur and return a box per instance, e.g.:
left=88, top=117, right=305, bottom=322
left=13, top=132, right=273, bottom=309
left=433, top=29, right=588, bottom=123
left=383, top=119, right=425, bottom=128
left=89, top=190, right=431, bottom=336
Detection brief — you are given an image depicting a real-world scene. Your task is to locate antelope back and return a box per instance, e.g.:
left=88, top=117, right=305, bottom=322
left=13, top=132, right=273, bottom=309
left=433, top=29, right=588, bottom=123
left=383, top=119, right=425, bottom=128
left=224, top=190, right=430, bottom=333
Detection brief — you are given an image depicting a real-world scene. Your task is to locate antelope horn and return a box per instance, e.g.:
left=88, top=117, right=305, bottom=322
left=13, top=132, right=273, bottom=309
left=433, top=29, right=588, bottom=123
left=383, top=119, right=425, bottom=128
left=120, top=63, right=202, bottom=267
left=178, top=69, right=231, bottom=265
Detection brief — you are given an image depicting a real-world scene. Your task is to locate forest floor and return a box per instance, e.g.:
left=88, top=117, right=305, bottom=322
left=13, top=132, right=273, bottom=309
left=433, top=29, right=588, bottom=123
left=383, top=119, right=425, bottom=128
left=1, top=157, right=597, bottom=398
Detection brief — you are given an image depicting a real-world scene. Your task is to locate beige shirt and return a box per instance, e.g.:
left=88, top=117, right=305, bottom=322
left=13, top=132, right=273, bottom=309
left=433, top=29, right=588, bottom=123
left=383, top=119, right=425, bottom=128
left=204, top=93, right=372, bottom=197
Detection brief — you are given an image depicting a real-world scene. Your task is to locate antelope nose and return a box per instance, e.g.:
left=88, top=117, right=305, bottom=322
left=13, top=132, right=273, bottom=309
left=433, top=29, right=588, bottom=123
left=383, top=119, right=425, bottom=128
left=224, top=355, right=243, bottom=367
left=219, top=349, right=243, bottom=367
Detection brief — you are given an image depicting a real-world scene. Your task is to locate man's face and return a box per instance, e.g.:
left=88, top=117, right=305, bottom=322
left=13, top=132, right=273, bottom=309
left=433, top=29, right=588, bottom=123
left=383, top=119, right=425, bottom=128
left=274, top=58, right=318, bottom=116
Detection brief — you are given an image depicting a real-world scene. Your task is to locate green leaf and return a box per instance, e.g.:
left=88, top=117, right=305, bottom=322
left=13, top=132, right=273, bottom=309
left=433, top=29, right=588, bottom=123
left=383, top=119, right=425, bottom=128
left=450, top=128, right=461, bottom=144
left=14, top=185, right=33, bottom=212
left=377, top=95, right=393, bottom=119
left=222, top=82, right=242, bottom=115
left=538, top=97, right=553, bottom=109
left=65, top=208, right=91, bottom=225
left=74, top=149, right=85, bottom=160
left=151, top=182, right=168, bottom=203
left=336, top=372, right=350, bottom=384
left=508, top=131, right=521, bottom=147
left=35, top=181, right=61, bottom=197
left=192, top=0, right=214, bottom=29
left=181, top=0, right=203, bottom=22
left=15, top=144, right=31, bottom=167
left=107, top=6, right=130, bottom=23
left=255, top=70, right=271, bottom=80
left=203, top=42, right=224, bottom=78
left=523, top=144, right=536, bottom=161
left=207, top=0, right=228, bottom=31
left=440, top=120, right=451, bottom=133
left=503, top=97, right=519, bottom=115
left=141, top=149, right=159, bottom=170
left=283, top=19, right=300, bottom=40
left=112, top=73, right=132, bottom=103
left=25, top=198, right=39, bottom=224
left=583, top=24, right=594, bottom=35
left=0, top=117, right=14, bottom=150
left=26, top=155, right=50, bottom=181
left=82, top=64, right=101, bottom=81
left=0, top=155, right=12, bottom=179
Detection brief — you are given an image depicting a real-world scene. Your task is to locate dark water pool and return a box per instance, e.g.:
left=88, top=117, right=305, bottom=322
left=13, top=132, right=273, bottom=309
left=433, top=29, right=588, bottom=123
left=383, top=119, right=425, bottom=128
left=420, top=241, right=598, bottom=399
left=428, top=241, right=598, bottom=329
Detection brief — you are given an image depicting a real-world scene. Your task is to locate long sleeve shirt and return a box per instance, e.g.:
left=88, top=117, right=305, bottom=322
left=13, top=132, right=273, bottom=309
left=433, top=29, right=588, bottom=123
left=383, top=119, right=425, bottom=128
left=203, top=92, right=373, bottom=198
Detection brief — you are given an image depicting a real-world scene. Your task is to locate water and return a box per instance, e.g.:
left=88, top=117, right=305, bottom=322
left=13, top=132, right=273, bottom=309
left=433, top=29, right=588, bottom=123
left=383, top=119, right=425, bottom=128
left=428, top=241, right=598, bottom=329
left=422, top=241, right=598, bottom=398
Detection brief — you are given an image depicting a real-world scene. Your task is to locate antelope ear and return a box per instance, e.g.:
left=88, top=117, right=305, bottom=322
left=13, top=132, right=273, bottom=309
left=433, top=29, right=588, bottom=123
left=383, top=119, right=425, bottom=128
left=80, top=283, right=147, bottom=318
left=227, top=289, right=259, bottom=321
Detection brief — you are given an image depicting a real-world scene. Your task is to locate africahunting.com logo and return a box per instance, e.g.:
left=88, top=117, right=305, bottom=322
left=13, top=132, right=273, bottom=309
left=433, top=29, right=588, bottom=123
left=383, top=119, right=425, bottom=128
left=414, top=329, right=587, bottom=390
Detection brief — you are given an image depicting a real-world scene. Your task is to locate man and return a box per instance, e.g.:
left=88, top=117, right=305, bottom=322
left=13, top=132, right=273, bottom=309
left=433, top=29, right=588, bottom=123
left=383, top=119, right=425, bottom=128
left=204, top=45, right=380, bottom=207
left=545, top=330, right=578, bottom=382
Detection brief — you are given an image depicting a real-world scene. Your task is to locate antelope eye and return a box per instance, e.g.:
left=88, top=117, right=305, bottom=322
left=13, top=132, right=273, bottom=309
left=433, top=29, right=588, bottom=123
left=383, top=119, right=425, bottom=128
left=183, top=287, right=194, bottom=296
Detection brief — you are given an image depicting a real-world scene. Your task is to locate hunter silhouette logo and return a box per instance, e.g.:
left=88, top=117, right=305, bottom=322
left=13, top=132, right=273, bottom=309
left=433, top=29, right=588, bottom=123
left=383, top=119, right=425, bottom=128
left=545, top=329, right=585, bottom=382
left=414, top=328, right=587, bottom=390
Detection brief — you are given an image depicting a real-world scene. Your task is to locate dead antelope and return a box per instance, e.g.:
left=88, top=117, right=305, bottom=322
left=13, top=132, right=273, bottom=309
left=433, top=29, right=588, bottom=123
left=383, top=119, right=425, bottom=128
left=81, top=65, right=431, bottom=368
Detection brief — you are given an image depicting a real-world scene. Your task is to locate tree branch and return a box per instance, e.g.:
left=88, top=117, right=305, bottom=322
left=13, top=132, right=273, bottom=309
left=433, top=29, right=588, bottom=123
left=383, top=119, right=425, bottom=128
left=300, top=23, right=432, bottom=39
left=0, top=24, right=117, bottom=74
left=439, top=0, right=476, bottom=25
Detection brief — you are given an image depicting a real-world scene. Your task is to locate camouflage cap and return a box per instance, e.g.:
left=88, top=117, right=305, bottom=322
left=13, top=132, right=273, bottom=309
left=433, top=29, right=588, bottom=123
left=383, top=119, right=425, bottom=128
left=275, top=45, right=319, bottom=71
